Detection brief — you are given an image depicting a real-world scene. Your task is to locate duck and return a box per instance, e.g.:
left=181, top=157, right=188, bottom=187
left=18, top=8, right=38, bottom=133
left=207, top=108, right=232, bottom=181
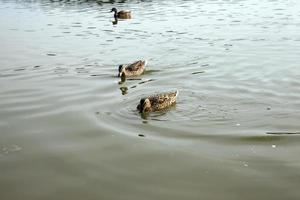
left=110, top=8, right=131, bottom=19
left=118, top=60, right=147, bottom=78
left=137, top=90, right=179, bottom=113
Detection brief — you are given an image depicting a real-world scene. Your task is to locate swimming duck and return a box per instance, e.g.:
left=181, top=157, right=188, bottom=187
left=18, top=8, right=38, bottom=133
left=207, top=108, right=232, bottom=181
left=137, top=90, right=179, bottom=113
left=110, top=8, right=131, bottom=19
left=118, top=60, right=147, bottom=78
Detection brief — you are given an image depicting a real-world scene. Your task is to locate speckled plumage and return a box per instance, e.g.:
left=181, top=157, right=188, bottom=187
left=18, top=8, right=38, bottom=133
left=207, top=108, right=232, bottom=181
left=118, top=60, right=147, bottom=78
left=137, top=90, right=178, bottom=113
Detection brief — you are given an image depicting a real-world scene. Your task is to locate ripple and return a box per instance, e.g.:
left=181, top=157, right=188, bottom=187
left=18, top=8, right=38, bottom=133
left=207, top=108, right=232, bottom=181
left=0, top=0, right=299, bottom=143
left=0, top=144, right=22, bottom=154
left=2, top=0, right=300, bottom=199
left=47, top=53, right=56, bottom=56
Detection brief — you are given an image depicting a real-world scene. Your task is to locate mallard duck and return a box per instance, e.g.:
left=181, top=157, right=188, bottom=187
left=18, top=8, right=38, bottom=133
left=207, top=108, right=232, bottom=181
left=110, top=8, right=131, bottom=19
left=118, top=60, right=147, bottom=78
left=137, top=90, right=179, bottom=113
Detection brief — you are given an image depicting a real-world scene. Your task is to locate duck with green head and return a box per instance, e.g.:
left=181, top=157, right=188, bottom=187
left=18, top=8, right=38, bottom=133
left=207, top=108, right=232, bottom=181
left=137, top=90, right=179, bottom=113
left=110, top=7, right=131, bottom=19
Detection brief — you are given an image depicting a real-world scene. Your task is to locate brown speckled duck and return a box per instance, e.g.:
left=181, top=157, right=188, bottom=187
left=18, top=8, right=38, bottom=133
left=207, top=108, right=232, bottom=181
left=111, top=8, right=131, bottom=19
left=137, top=90, right=179, bottom=113
left=118, top=60, right=147, bottom=78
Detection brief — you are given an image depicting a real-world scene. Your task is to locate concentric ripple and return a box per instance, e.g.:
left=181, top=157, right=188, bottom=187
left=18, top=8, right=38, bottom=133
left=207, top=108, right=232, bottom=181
left=1, top=0, right=300, bottom=200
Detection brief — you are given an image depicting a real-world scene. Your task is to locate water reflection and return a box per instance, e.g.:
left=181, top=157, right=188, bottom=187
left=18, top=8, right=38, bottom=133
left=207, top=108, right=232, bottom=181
left=1, top=0, right=300, bottom=199
left=112, top=17, right=118, bottom=25
left=119, top=86, right=128, bottom=95
left=118, top=77, right=155, bottom=95
left=118, top=75, right=126, bottom=84
left=139, top=108, right=172, bottom=120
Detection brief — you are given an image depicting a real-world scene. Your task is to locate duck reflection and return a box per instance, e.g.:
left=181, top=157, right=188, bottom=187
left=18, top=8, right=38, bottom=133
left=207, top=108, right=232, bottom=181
left=119, top=86, right=128, bottom=95
left=139, top=110, right=169, bottom=121
left=112, top=17, right=118, bottom=25
left=140, top=112, right=148, bottom=120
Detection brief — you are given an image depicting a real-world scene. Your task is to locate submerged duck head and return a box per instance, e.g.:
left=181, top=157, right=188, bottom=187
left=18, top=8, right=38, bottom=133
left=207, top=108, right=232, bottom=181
left=137, top=98, right=151, bottom=113
left=118, top=65, right=126, bottom=77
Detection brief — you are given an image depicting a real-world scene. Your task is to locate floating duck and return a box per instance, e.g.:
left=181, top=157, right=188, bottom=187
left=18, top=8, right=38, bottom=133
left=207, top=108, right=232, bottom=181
left=110, top=8, right=131, bottom=19
left=118, top=60, right=147, bottom=78
left=137, top=90, right=179, bottom=113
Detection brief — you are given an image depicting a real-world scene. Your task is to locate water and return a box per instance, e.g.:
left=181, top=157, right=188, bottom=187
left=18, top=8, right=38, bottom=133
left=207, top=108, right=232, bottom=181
left=1, top=0, right=300, bottom=199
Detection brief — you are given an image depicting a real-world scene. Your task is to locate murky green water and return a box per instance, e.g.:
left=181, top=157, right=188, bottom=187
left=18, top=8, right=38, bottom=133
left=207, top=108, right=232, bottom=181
left=1, top=0, right=300, bottom=199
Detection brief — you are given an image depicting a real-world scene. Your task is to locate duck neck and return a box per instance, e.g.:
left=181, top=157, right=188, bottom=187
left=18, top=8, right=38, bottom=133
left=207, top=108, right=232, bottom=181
left=113, top=10, right=118, bottom=17
left=120, top=72, right=126, bottom=82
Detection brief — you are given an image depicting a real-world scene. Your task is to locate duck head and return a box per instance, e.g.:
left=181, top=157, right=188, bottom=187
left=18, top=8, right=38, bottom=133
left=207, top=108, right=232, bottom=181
left=137, top=98, right=151, bottom=113
left=118, top=65, right=126, bottom=78
left=110, top=7, right=118, bottom=14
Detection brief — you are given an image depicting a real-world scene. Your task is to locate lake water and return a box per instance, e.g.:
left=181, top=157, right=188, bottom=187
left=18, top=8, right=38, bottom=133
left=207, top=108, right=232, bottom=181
left=1, top=0, right=300, bottom=199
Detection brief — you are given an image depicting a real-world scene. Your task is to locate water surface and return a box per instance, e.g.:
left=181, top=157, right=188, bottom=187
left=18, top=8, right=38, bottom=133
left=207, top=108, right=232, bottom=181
left=1, top=0, right=300, bottom=199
